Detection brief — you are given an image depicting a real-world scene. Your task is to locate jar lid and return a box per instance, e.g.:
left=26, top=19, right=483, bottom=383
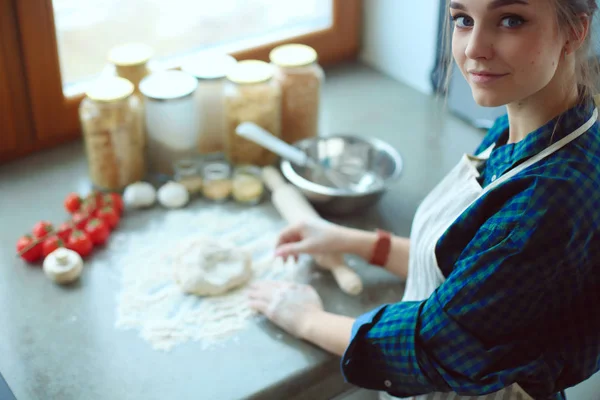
left=139, top=70, right=198, bottom=100
left=203, top=161, right=231, bottom=179
left=269, top=44, right=318, bottom=68
left=86, top=77, right=134, bottom=102
left=108, top=43, right=154, bottom=66
left=181, top=53, right=238, bottom=80
left=226, top=60, right=274, bottom=84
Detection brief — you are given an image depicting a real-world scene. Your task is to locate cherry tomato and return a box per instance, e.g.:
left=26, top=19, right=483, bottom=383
left=56, top=222, right=73, bottom=241
left=72, top=212, right=89, bottom=230
left=67, top=230, right=93, bottom=257
left=42, top=236, right=65, bottom=258
left=94, top=192, right=105, bottom=208
left=84, top=218, right=110, bottom=245
left=64, top=193, right=81, bottom=214
left=32, top=221, right=54, bottom=239
left=96, top=206, right=120, bottom=230
left=103, top=193, right=124, bottom=215
left=16, top=235, right=43, bottom=263
left=111, top=193, right=124, bottom=214
left=80, top=199, right=98, bottom=217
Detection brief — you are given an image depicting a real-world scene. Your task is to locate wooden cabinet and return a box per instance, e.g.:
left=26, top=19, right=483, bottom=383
left=0, top=0, right=34, bottom=161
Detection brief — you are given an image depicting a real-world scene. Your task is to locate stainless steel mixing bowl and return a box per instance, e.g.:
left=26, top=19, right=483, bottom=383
left=280, top=134, right=403, bottom=216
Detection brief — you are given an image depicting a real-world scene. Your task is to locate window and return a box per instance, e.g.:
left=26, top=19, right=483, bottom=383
left=1, top=0, right=361, bottom=163
left=54, top=0, right=333, bottom=87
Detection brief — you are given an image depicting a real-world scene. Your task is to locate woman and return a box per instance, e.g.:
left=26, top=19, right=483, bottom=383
left=248, top=0, right=600, bottom=398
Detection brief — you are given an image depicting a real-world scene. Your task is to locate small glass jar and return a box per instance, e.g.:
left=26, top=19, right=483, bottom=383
left=232, top=165, right=264, bottom=205
left=202, top=160, right=232, bottom=202
left=173, top=158, right=203, bottom=195
left=181, top=53, right=238, bottom=154
left=270, top=44, right=325, bottom=145
left=140, top=70, right=200, bottom=176
left=108, top=43, right=153, bottom=95
left=224, top=60, right=282, bottom=166
left=79, top=77, right=146, bottom=192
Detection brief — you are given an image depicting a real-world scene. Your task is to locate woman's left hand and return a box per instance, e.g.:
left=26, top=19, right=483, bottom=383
left=248, top=281, right=324, bottom=338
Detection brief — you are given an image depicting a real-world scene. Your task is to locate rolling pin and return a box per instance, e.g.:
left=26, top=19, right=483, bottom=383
left=262, top=166, right=364, bottom=296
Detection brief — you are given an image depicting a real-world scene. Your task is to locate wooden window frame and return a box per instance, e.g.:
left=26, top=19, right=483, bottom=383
left=1, top=0, right=361, bottom=164
left=0, top=0, right=34, bottom=159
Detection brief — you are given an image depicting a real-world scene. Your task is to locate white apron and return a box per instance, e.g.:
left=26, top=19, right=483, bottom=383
left=382, top=108, right=598, bottom=400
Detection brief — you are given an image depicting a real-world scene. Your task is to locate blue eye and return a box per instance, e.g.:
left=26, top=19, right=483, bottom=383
left=453, top=15, right=475, bottom=28
left=501, top=16, right=525, bottom=28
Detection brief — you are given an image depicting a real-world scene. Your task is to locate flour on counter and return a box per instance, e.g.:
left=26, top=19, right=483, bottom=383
left=111, top=205, right=311, bottom=351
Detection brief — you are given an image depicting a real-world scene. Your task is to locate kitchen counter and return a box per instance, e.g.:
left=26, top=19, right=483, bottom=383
left=0, top=62, right=485, bottom=400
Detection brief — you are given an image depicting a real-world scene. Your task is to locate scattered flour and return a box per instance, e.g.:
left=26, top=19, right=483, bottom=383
left=110, top=204, right=311, bottom=351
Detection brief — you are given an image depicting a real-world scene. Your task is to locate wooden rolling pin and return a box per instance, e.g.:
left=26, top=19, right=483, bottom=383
left=262, top=166, right=364, bottom=296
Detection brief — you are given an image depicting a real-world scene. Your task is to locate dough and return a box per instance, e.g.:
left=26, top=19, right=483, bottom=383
left=173, top=238, right=252, bottom=296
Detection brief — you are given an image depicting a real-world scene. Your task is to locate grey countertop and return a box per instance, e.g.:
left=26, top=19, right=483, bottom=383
left=0, top=62, right=485, bottom=400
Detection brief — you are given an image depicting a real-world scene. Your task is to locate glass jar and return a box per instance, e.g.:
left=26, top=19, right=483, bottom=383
left=79, top=77, right=146, bottom=192
left=270, top=44, right=324, bottom=145
left=232, top=165, right=264, bottom=205
left=201, top=160, right=232, bottom=202
left=108, top=43, right=153, bottom=95
left=173, top=158, right=203, bottom=195
left=224, top=60, right=282, bottom=166
left=181, top=53, right=238, bottom=154
left=140, top=70, right=200, bottom=176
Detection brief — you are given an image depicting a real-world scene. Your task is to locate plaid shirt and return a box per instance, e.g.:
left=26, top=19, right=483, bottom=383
left=341, top=98, right=600, bottom=399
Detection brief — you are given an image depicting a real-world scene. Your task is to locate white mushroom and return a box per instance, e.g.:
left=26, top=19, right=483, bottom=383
left=158, top=181, right=190, bottom=209
left=43, top=248, right=84, bottom=285
left=123, top=181, right=157, bottom=208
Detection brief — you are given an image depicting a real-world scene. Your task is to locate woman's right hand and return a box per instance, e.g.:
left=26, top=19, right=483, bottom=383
left=274, top=218, right=349, bottom=260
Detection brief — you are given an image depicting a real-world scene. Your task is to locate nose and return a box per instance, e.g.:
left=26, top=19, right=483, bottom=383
left=464, top=26, right=494, bottom=60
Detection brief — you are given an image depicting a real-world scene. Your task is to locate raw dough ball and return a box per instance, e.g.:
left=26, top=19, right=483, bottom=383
left=158, top=181, right=189, bottom=209
left=43, top=248, right=84, bottom=284
left=173, top=238, right=252, bottom=296
left=123, top=181, right=156, bottom=208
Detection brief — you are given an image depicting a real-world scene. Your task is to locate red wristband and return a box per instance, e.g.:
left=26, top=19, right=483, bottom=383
left=369, top=229, right=391, bottom=267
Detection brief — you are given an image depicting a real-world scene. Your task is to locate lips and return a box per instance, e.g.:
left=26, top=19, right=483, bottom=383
left=468, top=70, right=509, bottom=84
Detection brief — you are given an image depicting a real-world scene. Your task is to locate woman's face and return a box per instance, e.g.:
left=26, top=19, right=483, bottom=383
left=451, top=0, right=566, bottom=107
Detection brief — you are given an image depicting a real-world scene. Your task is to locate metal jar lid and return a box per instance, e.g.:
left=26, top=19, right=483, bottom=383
left=108, top=43, right=154, bottom=67
left=269, top=44, right=318, bottom=68
left=139, top=70, right=198, bottom=101
left=86, top=76, right=134, bottom=102
left=181, top=53, right=238, bottom=80
left=226, top=60, right=274, bottom=84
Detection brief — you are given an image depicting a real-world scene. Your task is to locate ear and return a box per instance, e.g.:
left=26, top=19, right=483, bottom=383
left=565, top=13, right=591, bottom=55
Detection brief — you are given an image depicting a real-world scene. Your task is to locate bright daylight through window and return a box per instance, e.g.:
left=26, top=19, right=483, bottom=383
left=52, top=0, right=333, bottom=91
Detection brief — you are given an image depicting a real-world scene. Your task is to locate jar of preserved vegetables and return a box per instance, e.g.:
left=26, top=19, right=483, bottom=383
left=108, top=43, right=153, bottom=95
left=224, top=60, right=282, bottom=166
left=269, top=44, right=324, bottom=145
left=232, top=165, right=264, bottom=205
left=79, top=77, right=146, bottom=191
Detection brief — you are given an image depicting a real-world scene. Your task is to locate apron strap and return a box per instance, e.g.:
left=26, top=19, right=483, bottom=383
left=478, top=142, right=496, bottom=159
left=483, top=107, right=598, bottom=194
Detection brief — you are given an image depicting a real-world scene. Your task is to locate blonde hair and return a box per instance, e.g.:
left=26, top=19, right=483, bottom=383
left=439, top=0, right=600, bottom=100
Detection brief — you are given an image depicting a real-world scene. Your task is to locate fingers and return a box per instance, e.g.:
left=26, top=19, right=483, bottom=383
left=276, top=223, right=304, bottom=247
left=249, top=299, right=269, bottom=315
left=248, top=281, right=283, bottom=317
left=274, top=244, right=302, bottom=261
left=248, top=281, right=279, bottom=295
left=275, top=237, right=320, bottom=260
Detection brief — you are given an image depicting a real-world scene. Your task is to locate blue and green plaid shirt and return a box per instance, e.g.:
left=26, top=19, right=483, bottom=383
left=341, top=98, right=600, bottom=399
